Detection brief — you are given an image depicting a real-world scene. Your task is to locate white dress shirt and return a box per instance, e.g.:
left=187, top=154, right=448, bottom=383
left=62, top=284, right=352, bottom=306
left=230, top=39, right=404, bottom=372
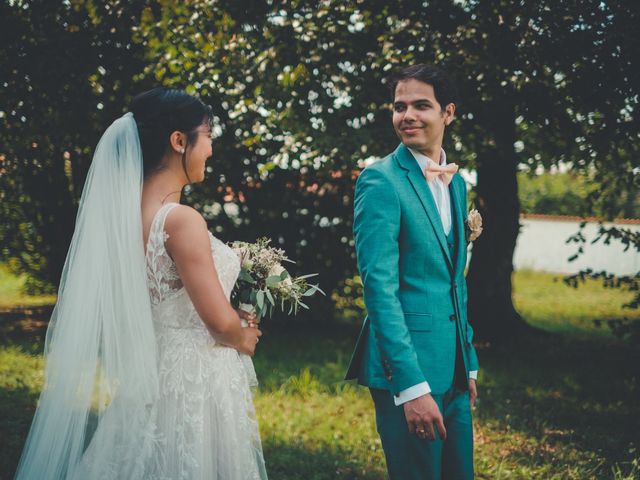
left=393, top=148, right=477, bottom=406
left=409, top=148, right=453, bottom=235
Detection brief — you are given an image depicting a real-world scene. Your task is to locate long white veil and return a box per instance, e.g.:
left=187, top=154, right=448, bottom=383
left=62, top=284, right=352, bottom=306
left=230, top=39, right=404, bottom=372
left=15, top=113, right=161, bottom=479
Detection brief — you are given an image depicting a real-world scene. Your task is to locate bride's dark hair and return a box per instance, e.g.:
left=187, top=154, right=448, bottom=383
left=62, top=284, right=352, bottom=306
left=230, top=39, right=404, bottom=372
left=130, top=87, right=213, bottom=179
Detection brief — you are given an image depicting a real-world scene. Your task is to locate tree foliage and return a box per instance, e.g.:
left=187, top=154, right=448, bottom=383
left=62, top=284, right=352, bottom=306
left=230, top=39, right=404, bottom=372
left=565, top=224, right=640, bottom=344
left=136, top=0, right=639, bottom=336
left=1, top=1, right=638, bottom=340
left=0, top=0, right=151, bottom=292
left=518, top=171, right=640, bottom=218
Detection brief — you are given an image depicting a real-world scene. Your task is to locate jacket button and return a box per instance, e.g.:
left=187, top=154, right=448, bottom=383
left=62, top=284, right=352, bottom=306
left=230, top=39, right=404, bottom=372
left=449, top=314, right=456, bottom=322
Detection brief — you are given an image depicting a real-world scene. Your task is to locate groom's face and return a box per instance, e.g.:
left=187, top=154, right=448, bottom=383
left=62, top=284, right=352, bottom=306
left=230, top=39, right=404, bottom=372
left=392, top=79, right=454, bottom=155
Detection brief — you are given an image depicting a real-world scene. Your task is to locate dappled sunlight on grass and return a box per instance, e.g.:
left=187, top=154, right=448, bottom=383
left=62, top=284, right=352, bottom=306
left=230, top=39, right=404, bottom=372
left=473, top=333, right=639, bottom=479
left=256, top=390, right=385, bottom=479
left=1, top=268, right=638, bottom=478
left=0, top=265, right=56, bottom=309
left=513, top=270, right=639, bottom=338
left=0, top=344, right=44, bottom=475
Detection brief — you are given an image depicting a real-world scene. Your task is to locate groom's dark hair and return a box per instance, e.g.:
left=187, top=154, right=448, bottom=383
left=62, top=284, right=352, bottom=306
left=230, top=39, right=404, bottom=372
left=388, top=64, right=458, bottom=109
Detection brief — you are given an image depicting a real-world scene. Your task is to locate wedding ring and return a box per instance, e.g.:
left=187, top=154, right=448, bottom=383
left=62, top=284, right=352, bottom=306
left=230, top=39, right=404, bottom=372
left=417, top=429, right=425, bottom=434
left=255, top=337, right=259, bottom=343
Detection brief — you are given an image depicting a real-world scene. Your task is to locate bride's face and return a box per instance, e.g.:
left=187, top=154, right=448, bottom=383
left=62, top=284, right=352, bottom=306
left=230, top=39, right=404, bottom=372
left=187, top=123, right=214, bottom=183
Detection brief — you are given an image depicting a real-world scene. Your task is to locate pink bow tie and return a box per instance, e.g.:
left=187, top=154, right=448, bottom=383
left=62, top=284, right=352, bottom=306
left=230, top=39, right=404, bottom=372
left=424, top=160, right=459, bottom=185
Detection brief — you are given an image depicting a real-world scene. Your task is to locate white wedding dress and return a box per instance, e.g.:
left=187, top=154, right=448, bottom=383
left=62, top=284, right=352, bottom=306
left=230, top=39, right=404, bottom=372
left=144, top=202, right=267, bottom=479
left=15, top=114, right=268, bottom=479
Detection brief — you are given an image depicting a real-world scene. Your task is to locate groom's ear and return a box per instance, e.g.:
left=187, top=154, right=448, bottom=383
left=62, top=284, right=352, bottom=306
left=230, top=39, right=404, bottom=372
left=443, top=103, right=456, bottom=126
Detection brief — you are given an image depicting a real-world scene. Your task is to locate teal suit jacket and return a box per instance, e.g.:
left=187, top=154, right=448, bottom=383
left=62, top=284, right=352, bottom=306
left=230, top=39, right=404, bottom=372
left=345, top=144, right=479, bottom=395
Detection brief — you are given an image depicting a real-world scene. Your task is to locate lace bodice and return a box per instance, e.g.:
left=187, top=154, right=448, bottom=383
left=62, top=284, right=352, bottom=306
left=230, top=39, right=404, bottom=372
left=146, top=203, right=240, bottom=302
left=145, top=203, right=242, bottom=329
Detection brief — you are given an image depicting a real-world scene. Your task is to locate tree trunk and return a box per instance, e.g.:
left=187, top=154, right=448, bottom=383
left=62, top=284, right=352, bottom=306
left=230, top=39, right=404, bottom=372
left=466, top=99, right=529, bottom=342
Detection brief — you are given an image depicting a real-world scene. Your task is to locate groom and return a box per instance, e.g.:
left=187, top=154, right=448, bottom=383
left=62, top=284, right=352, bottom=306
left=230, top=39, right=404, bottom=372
left=345, top=64, right=479, bottom=479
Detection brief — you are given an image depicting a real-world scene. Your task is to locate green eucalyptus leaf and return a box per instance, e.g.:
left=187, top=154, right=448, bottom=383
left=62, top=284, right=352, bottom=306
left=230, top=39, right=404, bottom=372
left=266, top=289, right=275, bottom=306
left=239, top=270, right=256, bottom=285
left=265, top=275, right=281, bottom=286
left=257, top=289, right=265, bottom=309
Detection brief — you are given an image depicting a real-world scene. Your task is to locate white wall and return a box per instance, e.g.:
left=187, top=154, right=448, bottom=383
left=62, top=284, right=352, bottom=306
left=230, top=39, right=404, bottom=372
left=512, top=217, right=640, bottom=275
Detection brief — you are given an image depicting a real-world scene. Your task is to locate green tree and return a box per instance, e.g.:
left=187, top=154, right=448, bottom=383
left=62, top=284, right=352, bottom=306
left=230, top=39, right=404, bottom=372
left=2, top=1, right=638, bottom=343
left=518, top=172, right=593, bottom=216
left=137, top=0, right=639, bottom=339
left=518, top=171, right=640, bottom=218
left=0, top=0, right=150, bottom=292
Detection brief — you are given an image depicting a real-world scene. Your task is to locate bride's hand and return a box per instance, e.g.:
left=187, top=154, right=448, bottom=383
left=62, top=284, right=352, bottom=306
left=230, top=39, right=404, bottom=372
left=238, top=326, right=262, bottom=356
left=237, top=309, right=260, bottom=328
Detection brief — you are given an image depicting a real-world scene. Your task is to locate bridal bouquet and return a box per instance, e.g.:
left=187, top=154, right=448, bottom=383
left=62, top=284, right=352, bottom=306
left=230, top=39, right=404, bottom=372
left=230, top=238, right=324, bottom=320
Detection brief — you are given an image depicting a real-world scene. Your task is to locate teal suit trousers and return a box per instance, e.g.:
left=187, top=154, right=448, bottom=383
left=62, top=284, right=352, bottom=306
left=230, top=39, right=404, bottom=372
left=371, top=384, right=473, bottom=480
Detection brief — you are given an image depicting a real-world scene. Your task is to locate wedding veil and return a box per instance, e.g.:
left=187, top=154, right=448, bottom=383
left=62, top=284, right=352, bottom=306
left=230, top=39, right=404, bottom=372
left=15, top=113, right=161, bottom=479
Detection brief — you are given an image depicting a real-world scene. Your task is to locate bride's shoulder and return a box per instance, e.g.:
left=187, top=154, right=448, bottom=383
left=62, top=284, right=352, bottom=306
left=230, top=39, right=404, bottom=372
left=163, top=205, right=212, bottom=260
left=164, top=204, right=207, bottom=237
left=164, top=204, right=205, bottom=228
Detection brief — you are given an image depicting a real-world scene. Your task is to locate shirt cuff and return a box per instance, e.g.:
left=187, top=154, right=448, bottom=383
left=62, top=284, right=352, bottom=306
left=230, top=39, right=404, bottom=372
left=393, top=381, right=431, bottom=406
left=469, top=370, right=478, bottom=380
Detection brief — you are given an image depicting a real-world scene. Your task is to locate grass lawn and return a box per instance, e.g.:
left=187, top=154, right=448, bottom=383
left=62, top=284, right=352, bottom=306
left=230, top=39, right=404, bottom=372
left=513, top=270, right=639, bottom=339
left=1, top=270, right=638, bottom=479
left=0, top=265, right=56, bottom=309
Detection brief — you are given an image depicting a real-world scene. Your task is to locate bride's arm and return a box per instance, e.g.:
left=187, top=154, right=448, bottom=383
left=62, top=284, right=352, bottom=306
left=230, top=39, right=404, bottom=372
left=164, top=205, right=260, bottom=354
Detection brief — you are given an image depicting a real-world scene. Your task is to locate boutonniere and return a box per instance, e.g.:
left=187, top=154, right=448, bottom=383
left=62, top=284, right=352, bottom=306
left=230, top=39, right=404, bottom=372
left=465, top=209, right=483, bottom=242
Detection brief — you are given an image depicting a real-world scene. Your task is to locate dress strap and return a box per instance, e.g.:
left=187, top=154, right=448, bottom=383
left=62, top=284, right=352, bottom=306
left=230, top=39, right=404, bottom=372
left=150, top=202, right=180, bottom=248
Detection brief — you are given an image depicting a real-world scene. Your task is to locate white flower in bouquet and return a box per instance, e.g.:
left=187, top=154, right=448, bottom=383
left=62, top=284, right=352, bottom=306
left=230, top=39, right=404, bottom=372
left=242, top=258, right=254, bottom=270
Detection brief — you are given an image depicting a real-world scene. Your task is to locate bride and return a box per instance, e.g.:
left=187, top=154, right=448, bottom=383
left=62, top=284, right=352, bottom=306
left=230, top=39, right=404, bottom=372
left=15, top=88, right=268, bottom=479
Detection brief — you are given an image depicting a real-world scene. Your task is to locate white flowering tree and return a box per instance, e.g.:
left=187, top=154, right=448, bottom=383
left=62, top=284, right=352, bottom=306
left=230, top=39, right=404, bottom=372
left=136, top=0, right=639, bottom=339
left=2, top=1, right=638, bottom=342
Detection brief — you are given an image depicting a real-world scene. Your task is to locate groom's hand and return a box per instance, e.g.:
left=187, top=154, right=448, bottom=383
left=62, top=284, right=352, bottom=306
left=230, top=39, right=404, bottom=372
left=469, top=379, right=478, bottom=409
left=403, top=394, right=446, bottom=442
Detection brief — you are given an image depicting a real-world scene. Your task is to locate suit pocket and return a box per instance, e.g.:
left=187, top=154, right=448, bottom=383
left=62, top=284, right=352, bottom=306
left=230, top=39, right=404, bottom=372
left=404, top=313, right=433, bottom=332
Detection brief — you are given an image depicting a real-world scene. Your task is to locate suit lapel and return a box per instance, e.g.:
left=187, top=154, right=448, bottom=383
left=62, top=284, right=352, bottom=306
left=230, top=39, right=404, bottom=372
left=394, top=144, right=453, bottom=272
left=450, top=175, right=466, bottom=279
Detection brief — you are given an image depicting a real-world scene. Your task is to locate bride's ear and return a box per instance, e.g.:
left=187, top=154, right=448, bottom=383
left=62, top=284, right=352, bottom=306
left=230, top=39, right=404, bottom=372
left=169, top=131, right=186, bottom=154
